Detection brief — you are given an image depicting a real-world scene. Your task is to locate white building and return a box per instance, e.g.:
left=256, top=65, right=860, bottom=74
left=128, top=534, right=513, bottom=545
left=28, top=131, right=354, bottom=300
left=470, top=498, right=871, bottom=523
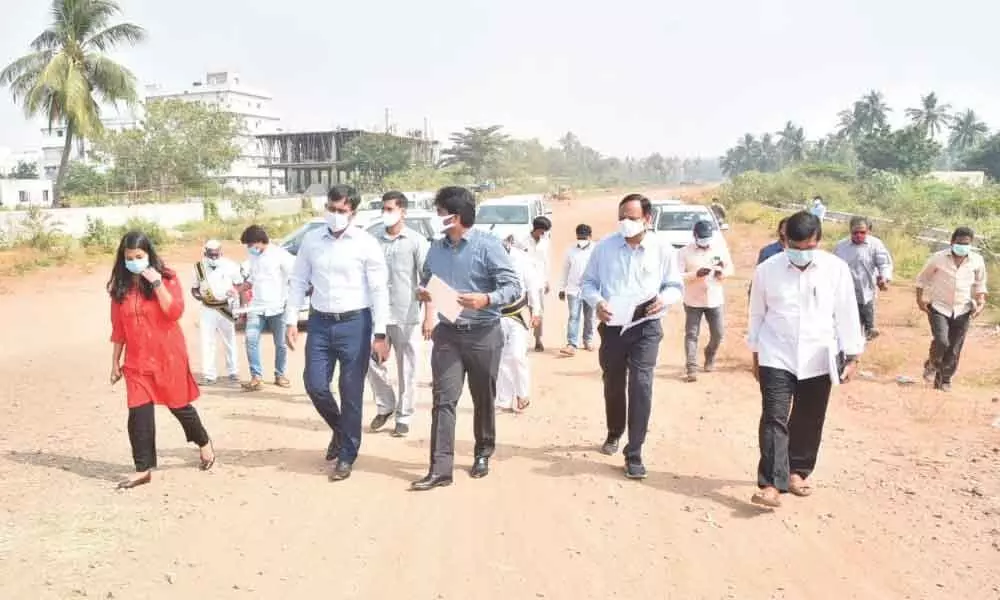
left=144, top=71, right=283, bottom=194
left=35, top=70, right=283, bottom=195
left=0, top=178, right=54, bottom=208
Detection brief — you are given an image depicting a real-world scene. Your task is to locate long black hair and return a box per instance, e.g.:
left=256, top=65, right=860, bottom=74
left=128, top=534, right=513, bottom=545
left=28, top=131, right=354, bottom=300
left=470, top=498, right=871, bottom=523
left=107, top=231, right=175, bottom=303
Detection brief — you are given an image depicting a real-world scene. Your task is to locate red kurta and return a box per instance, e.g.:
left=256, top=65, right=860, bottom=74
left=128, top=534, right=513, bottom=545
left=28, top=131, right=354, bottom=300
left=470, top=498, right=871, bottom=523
left=110, top=273, right=200, bottom=409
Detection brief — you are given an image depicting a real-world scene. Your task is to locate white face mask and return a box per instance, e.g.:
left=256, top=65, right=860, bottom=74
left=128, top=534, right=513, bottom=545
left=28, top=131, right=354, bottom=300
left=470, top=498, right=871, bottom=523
left=381, top=210, right=402, bottom=228
left=325, top=210, right=351, bottom=232
left=695, top=236, right=712, bottom=248
left=434, top=214, right=456, bottom=233
left=576, top=240, right=590, bottom=248
left=619, top=218, right=646, bottom=238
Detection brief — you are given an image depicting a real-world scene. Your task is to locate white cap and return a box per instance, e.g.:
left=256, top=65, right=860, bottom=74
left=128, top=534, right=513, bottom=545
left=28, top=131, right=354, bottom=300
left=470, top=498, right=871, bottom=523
left=204, top=239, right=222, bottom=251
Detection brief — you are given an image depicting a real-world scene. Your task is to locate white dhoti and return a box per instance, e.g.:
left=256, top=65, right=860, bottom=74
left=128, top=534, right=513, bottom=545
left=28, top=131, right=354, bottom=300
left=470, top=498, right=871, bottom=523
left=367, top=323, right=422, bottom=425
left=497, top=316, right=531, bottom=409
left=199, top=305, right=238, bottom=381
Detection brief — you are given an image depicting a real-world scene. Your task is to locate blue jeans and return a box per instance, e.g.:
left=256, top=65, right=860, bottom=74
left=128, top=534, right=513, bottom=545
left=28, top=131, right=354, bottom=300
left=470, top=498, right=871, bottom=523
left=566, top=294, right=595, bottom=347
left=304, top=309, right=373, bottom=464
left=245, top=312, right=288, bottom=378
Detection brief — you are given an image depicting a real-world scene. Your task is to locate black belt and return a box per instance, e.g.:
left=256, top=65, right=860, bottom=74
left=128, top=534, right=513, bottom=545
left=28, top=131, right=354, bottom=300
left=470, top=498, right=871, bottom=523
left=437, top=319, right=499, bottom=332
left=501, top=294, right=529, bottom=316
left=310, top=308, right=367, bottom=321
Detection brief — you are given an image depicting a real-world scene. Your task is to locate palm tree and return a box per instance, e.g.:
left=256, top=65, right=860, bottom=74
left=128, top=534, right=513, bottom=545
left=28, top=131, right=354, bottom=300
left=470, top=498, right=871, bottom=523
left=438, top=125, right=510, bottom=179
left=905, top=92, right=953, bottom=138
left=859, top=90, right=891, bottom=131
left=776, top=121, right=806, bottom=165
left=0, top=0, right=145, bottom=205
left=948, top=109, right=990, bottom=153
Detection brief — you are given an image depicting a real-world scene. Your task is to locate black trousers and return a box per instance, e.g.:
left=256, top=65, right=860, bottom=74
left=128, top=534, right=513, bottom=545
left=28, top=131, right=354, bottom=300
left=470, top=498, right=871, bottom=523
left=925, top=308, right=971, bottom=383
left=127, top=403, right=210, bottom=472
left=428, top=321, right=504, bottom=476
left=598, top=320, right=663, bottom=461
left=858, top=301, right=875, bottom=336
left=757, top=367, right=832, bottom=492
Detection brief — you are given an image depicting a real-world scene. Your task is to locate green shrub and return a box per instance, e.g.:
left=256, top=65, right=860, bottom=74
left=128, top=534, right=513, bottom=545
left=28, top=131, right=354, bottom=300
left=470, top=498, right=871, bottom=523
left=80, top=217, right=118, bottom=252
left=120, top=217, right=167, bottom=247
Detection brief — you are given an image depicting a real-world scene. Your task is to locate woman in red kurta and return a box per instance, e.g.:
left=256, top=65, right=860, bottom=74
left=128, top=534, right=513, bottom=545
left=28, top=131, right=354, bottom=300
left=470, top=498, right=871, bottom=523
left=109, top=231, right=215, bottom=489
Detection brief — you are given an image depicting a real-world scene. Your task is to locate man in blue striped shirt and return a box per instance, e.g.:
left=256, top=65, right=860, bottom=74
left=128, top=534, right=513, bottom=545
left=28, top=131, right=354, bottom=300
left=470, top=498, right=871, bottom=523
left=411, top=186, right=522, bottom=491
left=580, top=193, right=684, bottom=479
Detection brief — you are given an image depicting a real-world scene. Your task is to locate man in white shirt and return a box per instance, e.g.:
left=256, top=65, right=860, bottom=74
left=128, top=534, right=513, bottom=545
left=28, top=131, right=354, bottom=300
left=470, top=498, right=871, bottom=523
left=747, top=211, right=864, bottom=508
left=580, top=194, right=684, bottom=480
left=558, top=224, right=596, bottom=357
left=239, top=225, right=296, bottom=391
left=677, top=220, right=734, bottom=382
left=496, top=235, right=543, bottom=412
left=833, top=216, right=893, bottom=340
left=518, top=216, right=552, bottom=352
left=809, top=196, right=827, bottom=220
left=367, top=191, right=432, bottom=437
left=915, top=226, right=988, bottom=391
left=190, top=239, right=244, bottom=385
left=286, top=184, right=390, bottom=482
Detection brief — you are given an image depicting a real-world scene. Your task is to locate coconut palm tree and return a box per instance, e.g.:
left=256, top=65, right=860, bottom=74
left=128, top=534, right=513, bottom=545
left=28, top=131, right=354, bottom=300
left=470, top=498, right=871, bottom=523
left=0, top=0, right=145, bottom=205
left=905, top=92, right=953, bottom=138
left=859, top=90, right=891, bottom=131
left=948, top=109, right=990, bottom=153
left=776, top=121, right=806, bottom=164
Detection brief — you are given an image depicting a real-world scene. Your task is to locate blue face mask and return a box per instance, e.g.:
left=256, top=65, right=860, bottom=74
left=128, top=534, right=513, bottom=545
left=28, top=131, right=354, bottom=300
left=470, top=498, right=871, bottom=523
left=951, top=243, right=971, bottom=257
left=785, top=248, right=814, bottom=267
left=247, top=246, right=262, bottom=257
left=124, top=257, right=149, bottom=274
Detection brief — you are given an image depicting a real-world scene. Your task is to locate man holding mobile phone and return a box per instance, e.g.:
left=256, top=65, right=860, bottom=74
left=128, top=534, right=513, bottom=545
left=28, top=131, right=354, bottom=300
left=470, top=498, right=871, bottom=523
left=746, top=211, right=864, bottom=508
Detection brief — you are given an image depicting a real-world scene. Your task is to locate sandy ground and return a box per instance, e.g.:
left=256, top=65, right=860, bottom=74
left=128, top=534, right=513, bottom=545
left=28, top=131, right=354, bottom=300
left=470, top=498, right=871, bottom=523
left=0, top=190, right=998, bottom=600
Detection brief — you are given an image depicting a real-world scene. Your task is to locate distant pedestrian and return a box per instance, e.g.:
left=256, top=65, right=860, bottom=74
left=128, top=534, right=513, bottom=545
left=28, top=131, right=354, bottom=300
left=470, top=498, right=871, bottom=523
left=580, top=193, right=684, bottom=480
left=519, top=216, right=552, bottom=351
left=108, top=231, right=214, bottom=490
left=496, top=234, right=543, bottom=413
left=558, top=223, right=596, bottom=356
left=191, top=239, right=244, bottom=385
left=747, top=211, right=863, bottom=508
left=411, top=186, right=521, bottom=491
left=678, top=220, right=734, bottom=381
left=286, top=184, right=391, bottom=481
left=239, top=225, right=295, bottom=391
left=710, top=198, right=727, bottom=224
left=809, top=196, right=827, bottom=220
left=367, top=191, right=432, bottom=438
left=833, top=217, right=893, bottom=340
left=915, top=227, right=988, bottom=391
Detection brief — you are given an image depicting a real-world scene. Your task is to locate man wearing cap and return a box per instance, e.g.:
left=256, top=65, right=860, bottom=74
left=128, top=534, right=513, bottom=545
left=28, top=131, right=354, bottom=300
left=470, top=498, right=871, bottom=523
left=518, top=216, right=552, bottom=351
left=558, top=224, right=596, bottom=356
left=677, top=220, right=734, bottom=381
left=191, top=240, right=245, bottom=385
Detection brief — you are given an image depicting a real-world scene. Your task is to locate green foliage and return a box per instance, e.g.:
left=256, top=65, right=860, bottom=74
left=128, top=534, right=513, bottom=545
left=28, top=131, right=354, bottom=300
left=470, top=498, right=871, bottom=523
left=231, top=192, right=264, bottom=220
left=61, top=162, right=107, bottom=195
left=341, top=133, right=414, bottom=189
left=121, top=217, right=167, bottom=247
left=6, top=161, right=39, bottom=179
left=855, top=126, right=941, bottom=176
left=960, top=133, right=1000, bottom=181
left=94, top=98, right=243, bottom=190
left=80, top=217, right=118, bottom=252
left=21, top=205, right=63, bottom=250
left=381, top=166, right=468, bottom=192
left=203, top=198, right=220, bottom=221
left=439, top=125, right=510, bottom=179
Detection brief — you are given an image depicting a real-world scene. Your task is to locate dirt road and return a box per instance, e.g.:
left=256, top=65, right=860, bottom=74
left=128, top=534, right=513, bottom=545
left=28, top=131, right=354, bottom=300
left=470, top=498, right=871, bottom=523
left=1, top=191, right=998, bottom=599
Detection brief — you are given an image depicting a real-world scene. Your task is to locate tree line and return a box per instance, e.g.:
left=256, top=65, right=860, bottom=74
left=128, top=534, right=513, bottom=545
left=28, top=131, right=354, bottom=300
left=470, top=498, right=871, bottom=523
left=720, top=90, right=1000, bottom=180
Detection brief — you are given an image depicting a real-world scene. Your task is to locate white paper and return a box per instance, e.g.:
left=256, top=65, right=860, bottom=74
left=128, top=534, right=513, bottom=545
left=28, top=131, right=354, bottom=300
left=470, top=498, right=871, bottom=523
left=426, top=275, right=463, bottom=323
left=607, top=293, right=660, bottom=333
left=828, top=344, right=841, bottom=386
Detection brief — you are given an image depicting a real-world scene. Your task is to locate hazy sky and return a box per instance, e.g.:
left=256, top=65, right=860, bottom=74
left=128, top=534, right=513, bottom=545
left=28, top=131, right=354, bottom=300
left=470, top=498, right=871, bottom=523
left=2, top=0, right=999, bottom=158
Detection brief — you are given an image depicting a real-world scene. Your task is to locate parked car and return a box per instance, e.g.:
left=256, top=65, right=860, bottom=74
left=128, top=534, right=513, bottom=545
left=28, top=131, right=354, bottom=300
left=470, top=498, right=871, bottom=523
left=650, top=201, right=730, bottom=251
left=471, top=194, right=552, bottom=241
left=353, top=191, right=436, bottom=229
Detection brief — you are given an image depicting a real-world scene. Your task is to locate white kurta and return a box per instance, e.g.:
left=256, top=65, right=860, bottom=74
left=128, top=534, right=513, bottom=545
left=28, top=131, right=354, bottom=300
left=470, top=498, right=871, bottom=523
left=497, top=247, right=542, bottom=408
left=193, top=257, right=243, bottom=380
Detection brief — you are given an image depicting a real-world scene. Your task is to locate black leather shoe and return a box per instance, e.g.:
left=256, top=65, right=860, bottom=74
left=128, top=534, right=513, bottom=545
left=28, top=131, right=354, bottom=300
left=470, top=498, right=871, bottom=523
left=391, top=422, right=409, bottom=437
left=470, top=456, right=489, bottom=479
left=370, top=412, right=393, bottom=432
left=624, top=460, right=647, bottom=480
left=600, top=435, right=620, bottom=456
left=411, top=473, right=453, bottom=491
left=116, top=472, right=151, bottom=490
left=325, top=432, right=341, bottom=462
left=329, top=459, right=352, bottom=481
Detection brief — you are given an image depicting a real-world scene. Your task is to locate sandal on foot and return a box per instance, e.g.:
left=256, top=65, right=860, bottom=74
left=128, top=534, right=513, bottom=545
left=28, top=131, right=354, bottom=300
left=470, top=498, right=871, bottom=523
left=241, top=377, right=263, bottom=392
left=516, top=397, right=531, bottom=411
left=789, top=481, right=813, bottom=497
left=199, top=441, right=216, bottom=471
left=751, top=490, right=781, bottom=508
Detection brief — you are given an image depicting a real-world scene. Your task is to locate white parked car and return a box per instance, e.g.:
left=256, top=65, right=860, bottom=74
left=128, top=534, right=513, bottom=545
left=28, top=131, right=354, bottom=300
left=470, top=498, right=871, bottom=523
left=354, top=191, right=436, bottom=229
left=650, top=201, right=730, bottom=250
left=472, top=194, right=552, bottom=241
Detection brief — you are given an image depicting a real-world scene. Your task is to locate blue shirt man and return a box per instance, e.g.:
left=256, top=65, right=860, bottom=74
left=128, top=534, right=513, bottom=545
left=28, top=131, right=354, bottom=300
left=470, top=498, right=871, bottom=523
left=411, top=186, right=521, bottom=491
left=580, top=193, right=684, bottom=480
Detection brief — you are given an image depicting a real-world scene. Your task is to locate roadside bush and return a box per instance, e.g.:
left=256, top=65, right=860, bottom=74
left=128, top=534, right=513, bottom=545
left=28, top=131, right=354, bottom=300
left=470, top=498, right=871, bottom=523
left=120, top=217, right=167, bottom=247
left=232, top=192, right=264, bottom=219
left=22, top=205, right=63, bottom=251
left=728, top=201, right=772, bottom=225
left=80, top=217, right=118, bottom=252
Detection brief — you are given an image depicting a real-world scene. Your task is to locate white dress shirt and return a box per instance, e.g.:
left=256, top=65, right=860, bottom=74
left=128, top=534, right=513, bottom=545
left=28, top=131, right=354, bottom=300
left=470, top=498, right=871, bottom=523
left=508, top=246, right=543, bottom=315
left=287, top=225, right=390, bottom=335
left=518, top=233, right=551, bottom=288
left=747, top=250, right=865, bottom=379
left=915, top=249, right=988, bottom=317
left=560, top=242, right=594, bottom=296
left=244, top=245, right=295, bottom=317
left=677, top=240, right=734, bottom=308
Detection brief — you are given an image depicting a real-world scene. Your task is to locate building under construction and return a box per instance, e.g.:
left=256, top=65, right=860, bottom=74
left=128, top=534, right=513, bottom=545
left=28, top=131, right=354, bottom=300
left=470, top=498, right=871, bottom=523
left=256, top=128, right=438, bottom=195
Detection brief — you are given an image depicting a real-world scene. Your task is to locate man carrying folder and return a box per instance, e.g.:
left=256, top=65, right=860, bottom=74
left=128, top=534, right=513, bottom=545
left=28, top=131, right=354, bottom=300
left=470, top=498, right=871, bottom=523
left=747, top=210, right=864, bottom=508
left=580, top=193, right=684, bottom=480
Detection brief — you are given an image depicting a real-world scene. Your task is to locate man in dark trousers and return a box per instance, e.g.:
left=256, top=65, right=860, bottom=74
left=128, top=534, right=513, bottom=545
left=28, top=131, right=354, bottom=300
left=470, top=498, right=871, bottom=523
left=411, top=186, right=521, bottom=491
left=747, top=211, right=864, bottom=508
left=286, top=184, right=390, bottom=482
left=580, top=193, right=684, bottom=480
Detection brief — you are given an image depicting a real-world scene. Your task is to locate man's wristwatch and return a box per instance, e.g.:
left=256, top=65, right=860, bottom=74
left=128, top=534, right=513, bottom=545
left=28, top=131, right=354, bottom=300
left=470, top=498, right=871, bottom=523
left=374, top=334, right=387, bottom=341
left=151, top=279, right=162, bottom=289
